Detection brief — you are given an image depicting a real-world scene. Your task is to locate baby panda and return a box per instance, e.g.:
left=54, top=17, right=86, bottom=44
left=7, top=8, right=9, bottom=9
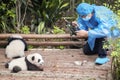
left=5, top=34, right=28, bottom=59
left=5, top=53, right=44, bottom=73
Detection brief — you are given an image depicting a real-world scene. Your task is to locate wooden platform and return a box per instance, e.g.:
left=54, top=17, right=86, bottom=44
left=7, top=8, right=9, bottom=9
left=0, top=49, right=112, bottom=80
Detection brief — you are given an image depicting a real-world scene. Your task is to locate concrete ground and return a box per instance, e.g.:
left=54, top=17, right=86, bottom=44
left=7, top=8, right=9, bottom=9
left=0, top=48, right=112, bottom=80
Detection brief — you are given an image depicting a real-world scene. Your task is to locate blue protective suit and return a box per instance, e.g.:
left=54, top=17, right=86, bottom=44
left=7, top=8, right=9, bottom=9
left=76, top=3, right=120, bottom=50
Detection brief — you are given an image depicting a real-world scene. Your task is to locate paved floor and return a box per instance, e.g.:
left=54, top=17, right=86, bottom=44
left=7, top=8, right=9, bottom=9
left=0, top=49, right=112, bottom=80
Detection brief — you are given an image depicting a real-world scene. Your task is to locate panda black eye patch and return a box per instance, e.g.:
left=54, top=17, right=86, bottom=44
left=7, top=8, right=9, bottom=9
left=32, top=56, right=35, bottom=61
left=38, top=59, right=41, bottom=62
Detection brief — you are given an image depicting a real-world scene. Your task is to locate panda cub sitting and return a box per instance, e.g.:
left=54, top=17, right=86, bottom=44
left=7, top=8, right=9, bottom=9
left=5, top=34, right=28, bottom=59
left=5, top=53, right=44, bottom=73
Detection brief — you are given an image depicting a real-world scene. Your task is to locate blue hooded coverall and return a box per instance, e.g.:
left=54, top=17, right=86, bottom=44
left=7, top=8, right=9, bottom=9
left=76, top=3, right=120, bottom=58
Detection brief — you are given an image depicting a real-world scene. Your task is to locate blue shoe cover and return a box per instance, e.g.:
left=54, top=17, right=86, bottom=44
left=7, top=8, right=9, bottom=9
left=95, top=57, right=110, bottom=65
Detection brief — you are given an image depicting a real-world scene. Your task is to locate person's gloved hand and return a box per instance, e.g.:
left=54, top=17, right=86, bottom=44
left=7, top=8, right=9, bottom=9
left=95, top=57, right=110, bottom=65
left=76, top=30, right=88, bottom=38
left=72, top=21, right=79, bottom=28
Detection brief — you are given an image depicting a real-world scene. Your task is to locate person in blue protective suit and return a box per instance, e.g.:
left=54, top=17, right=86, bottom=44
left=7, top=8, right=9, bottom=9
left=72, top=3, right=120, bottom=65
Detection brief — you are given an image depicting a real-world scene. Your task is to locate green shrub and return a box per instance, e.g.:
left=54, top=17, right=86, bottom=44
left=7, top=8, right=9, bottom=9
left=111, top=38, right=120, bottom=80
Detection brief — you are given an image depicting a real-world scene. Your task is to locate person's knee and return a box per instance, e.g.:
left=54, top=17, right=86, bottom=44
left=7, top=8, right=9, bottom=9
left=83, top=48, right=96, bottom=55
left=83, top=48, right=91, bottom=55
left=83, top=43, right=96, bottom=55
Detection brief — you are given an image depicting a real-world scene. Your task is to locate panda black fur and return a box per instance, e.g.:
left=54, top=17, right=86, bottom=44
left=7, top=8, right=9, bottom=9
left=5, top=35, right=28, bottom=59
left=5, top=53, right=44, bottom=73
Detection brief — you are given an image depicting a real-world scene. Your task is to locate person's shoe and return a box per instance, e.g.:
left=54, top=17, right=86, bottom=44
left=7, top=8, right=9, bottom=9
left=95, top=57, right=110, bottom=65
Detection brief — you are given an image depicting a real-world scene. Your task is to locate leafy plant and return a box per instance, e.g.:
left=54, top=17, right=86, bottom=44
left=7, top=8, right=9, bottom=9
left=28, top=0, right=69, bottom=33
left=52, top=25, right=65, bottom=34
left=37, top=21, right=46, bottom=34
left=0, top=0, right=29, bottom=33
left=110, top=38, right=120, bottom=80
left=0, top=0, right=16, bottom=33
left=21, top=25, right=30, bottom=34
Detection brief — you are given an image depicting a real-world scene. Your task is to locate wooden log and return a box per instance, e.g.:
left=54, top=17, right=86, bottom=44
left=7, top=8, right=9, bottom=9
left=0, top=41, right=84, bottom=46
left=0, top=34, right=85, bottom=47
left=0, top=34, right=82, bottom=39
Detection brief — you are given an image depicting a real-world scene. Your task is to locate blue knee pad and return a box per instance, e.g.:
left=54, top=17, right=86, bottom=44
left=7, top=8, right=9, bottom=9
left=95, top=57, right=110, bottom=65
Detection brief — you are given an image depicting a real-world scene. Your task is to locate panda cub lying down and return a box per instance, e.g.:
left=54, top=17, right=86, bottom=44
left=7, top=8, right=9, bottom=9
left=5, top=34, right=28, bottom=59
left=5, top=53, right=44, bottom=73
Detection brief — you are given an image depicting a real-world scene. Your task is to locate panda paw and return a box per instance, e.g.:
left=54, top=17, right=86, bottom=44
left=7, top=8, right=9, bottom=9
left=5, top=63, right=9, bottom=68
left=11, top=66, right=21, bottom=73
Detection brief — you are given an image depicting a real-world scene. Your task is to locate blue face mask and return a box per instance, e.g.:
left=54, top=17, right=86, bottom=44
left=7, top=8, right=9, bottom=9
left=82, top=16, right=91, bottom=21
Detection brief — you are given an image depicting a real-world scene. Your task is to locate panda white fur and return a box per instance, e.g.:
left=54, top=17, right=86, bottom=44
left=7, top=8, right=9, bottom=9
left=5, top=34, right=28, bottom=59
left=5, top=53, right=44, bottom=73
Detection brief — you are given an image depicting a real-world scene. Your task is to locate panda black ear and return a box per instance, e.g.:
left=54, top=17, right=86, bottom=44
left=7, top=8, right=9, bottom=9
left=7, top=37, right=12, bottom=44
left=7, top=37, right=12, bottom=42
left=32, top=56, right=35, bottom=61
